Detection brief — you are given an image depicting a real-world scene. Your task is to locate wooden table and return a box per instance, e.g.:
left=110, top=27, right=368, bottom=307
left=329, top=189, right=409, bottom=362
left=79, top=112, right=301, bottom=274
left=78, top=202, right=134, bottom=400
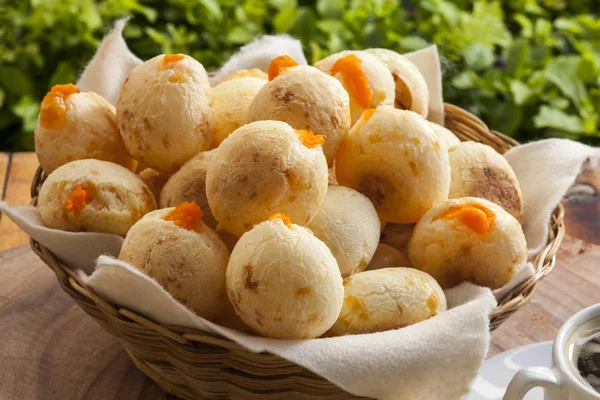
left=1, top=152, right=600, bottom=399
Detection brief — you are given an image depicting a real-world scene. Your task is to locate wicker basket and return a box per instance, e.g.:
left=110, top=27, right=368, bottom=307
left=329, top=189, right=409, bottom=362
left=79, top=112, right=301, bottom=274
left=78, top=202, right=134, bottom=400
left=30, top=104, right=565, bottom=400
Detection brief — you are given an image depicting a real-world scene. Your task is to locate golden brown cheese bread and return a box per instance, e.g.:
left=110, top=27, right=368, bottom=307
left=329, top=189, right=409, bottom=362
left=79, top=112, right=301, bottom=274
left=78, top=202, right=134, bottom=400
left=226, top=214, right=343, bottom=339
left=119, top=203, right=230, bottom=320
left=328, top=267, right=447, bottom=336
left=117, top=54, right=213, bottom=172
left=308, top=186, right=380, bottom=277
left=336, top=105, right=450, bottom=223
left=408, top=197, right=527, bottom=289
left=206, top=120, right=328, bottom=237
left=247, top=64, right=351, bottom=165
left=38, top=159, right=156, bottom=236
left=314, top=50, right=394, bottom=124
left=35, top=84, right=136, bottom=173
left=448, top=142, right=523, bottom=221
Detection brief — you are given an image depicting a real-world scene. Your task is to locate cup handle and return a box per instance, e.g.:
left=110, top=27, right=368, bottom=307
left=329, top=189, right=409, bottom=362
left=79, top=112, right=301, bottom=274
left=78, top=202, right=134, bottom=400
left=503, top=367, right=561, bottom=400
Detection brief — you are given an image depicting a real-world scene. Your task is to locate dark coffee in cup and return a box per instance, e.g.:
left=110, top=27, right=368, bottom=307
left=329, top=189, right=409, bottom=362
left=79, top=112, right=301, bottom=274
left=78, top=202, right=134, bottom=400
left=566, top=315, right=600, bottom=393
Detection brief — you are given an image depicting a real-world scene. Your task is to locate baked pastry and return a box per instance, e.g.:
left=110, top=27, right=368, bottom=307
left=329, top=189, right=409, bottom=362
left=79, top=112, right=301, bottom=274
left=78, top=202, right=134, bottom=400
left=328, top=268, right=446, bottom=336
left=160, top=150, right=217, bottom=229
left=408, top=197, right=527, bottom=289
left=138, top=168, right=171, bottom=204
left=429, top=122, right=461, bottom=149
left=117, top=54, right=213, bottom=172
left=206, top=120, right=328, bottom=237
left=366, top=243, right=409, bottom=271
left=38, top=159, right=156, bottom=236
left=35, top=84, right=136, bottom=173
left=448, top=142, right=523, bottom=221
left=119, top=203, right=230, bottom=320
left=226, top=214, right=344, bottom=339
left=211, top=77, right=266, bottom=147
left=380, top=223, right=414, bottom=266
left=314, top=51, right=394, bottom=123
left=336, top=106, right=450, bottom=223
left=247, top=63, right=351, bottom=165
left=308, top=186, right=380, bottom=277
left=365, top=48, right=429, bottom=118
left=219, top=68, right=268, bottom=83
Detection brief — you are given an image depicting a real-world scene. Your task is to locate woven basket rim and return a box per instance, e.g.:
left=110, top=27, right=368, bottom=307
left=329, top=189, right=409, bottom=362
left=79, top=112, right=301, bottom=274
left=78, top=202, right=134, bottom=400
left=27, top=102, right=566, bottom=399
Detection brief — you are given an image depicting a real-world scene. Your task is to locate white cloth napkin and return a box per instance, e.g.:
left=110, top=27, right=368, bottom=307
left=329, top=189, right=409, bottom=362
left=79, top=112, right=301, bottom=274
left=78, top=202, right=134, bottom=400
left=2, top=20, right=598, bottom=400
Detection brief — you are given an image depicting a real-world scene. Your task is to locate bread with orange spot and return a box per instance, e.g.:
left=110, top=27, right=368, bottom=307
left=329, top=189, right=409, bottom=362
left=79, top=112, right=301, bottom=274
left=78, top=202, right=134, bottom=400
left=119, top=203, right=230, bottom=320
left=211, top=77, right=266, bottom=147
left=314, top=51, right=394, bottom=123
left=38, top=159, right=156, bottom=236
left=247, top=65, right=350, bottom=165
left=308, top=186, right=380, bottom=277
left=35, top=84, right=136, bottom=173
left=408, top=197, right=527, bottom=289
left=160, top=150, right=217, bottom=229
left=336, top=105, right=450, bottom=223
left=117, top=54, right=213, bottom=172
left=328, top=267, right=446, bottom=336
left=226, top=215, right=343, bottom=339
left=365, top=48, right=429, bottom=118
left=449, top=142, right=523, bottom=221
left=206, top=120, right=328, bottom=237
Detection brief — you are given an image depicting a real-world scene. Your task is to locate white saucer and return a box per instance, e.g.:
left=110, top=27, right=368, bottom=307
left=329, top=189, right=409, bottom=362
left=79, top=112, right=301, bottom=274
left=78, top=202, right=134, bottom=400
left=467, top=341, right=553, bottom=400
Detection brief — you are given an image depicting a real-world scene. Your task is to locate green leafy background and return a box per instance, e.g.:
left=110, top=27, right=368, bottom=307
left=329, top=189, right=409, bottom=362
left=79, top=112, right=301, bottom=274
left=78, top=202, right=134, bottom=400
left=1, top=0, right=599, bottom=151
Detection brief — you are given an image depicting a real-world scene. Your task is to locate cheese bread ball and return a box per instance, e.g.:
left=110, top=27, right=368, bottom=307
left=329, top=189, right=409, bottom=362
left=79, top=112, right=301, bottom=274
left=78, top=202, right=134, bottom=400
left=119, top=203, right=230, bottom=320
left=247, top=64, right=351, bottom=165
left=429, top=122, right=461, bottom=149
left=328, top=268, right=446, bottom=336
left=409, top=197, right=527, bottom=289
left=336, top=106, right=450, bottom=223
left=117, top=54, right=213, bottom=172
left=314, top=51, right=394, bottom=123
left=160, top=150, right=217, bottom=229
left=38, top=159, right=156, bottom=236
left=206, top=120, right=328, bottom=237
left=308, top=186, right=380, bottom=277
left=449, top=142, right=523, bottom=221
left=35, top=84, right=136, bottom=173
left=220, top=68, right=268, bottom=83
left=138, top=168, right=171, bottom=203
left=211, top=77, right=267, bottom=147
left=366, top=243, right=409, bottom=271
left=226, top=214, right=344, bottom=339
left=379, top=223, right=415, bottom=266
left=366, top=48, right=429, bottom=118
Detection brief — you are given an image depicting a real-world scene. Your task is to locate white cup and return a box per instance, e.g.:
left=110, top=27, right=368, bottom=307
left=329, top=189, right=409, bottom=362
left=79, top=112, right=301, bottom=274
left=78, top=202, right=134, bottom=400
left=504, top=304, right=600, bottom=400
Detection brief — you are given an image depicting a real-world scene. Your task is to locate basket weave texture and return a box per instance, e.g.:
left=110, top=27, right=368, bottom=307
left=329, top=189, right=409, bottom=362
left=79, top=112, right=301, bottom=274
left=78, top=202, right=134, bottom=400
left=30, top=103, right=565, bottom=399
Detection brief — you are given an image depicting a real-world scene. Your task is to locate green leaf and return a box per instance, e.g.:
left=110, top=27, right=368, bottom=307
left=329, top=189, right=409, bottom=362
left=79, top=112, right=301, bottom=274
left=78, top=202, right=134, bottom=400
left=0, top=67, right=34, bottom=96
left=545, top=55, right=588, bottom=111
left=505, top=38, right=530, bottom=77
left=397, top=36, right=429, bottom=52
left=49, top=62, right=77, bottom=87
left=12, top=96, right=40, bottom=133
left=451, top=71, right=478, bottom=89
left=464, top=43, right=495, bottom=70
left=0, top=89, right=5, bottom=108
left=227, top=26, right=257, bottom=44
left=533, top=105, right=583, bottom=133
left=513, top=14, right=533, bottom=38
left=510, top=80, right=533, bottom=105
left=316, top=0, right=345, bottom=18
left=577, top=52, right=599, bottom=84
left=269, top=0, right=297, bottom=10
left=274, top=8, right=298, bottom=33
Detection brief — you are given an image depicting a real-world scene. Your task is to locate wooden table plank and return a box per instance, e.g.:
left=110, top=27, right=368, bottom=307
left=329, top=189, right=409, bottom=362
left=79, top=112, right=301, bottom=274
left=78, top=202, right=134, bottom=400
left=0, top=153, right=39, bottom=251
left=0, top=246, right=167, bottom=400
left=0, top=153, right=8, bottom=198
